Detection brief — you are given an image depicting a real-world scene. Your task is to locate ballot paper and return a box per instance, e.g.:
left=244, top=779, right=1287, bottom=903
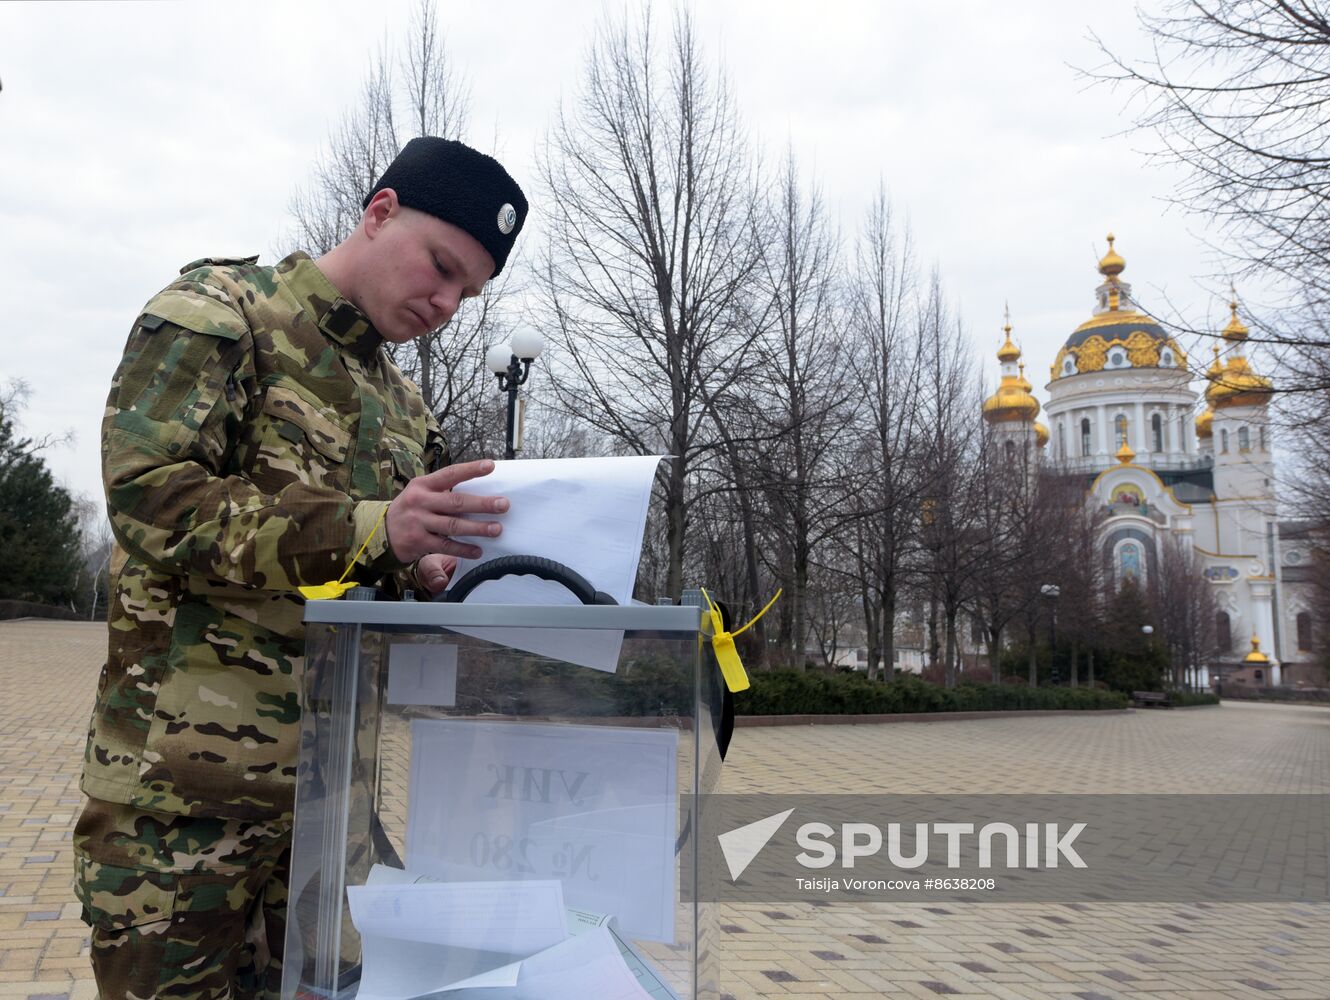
left=429, top=926, right=658, bottom=1000
left=346, top=878, right=567, bottom=953
left=348, top=874, right=566, bottom=999
left=566, top=908, right=680, bottom=1000
left=352, top=866, right=672, bottom=1000
left=405, top=719, right=679, bottom=943
left=444, top=455, right=664, bottom=672
left=357, top=928, right=656, bottom=1000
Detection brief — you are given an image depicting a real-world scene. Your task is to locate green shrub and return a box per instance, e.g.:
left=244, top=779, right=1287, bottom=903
left=1169, top=691, right=1220, bottom=707
left=736, top=670, right=1127, bottom=715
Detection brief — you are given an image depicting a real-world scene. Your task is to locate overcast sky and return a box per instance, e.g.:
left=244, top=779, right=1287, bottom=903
left=0, top=0, right=1241, bottom=505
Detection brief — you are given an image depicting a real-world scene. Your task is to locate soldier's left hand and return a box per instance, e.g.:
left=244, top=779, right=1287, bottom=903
left=416, top=553, right=458, bottom=595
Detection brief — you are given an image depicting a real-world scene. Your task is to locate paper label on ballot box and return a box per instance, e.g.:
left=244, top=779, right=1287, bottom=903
left=405, top=719, right=680, bottom=944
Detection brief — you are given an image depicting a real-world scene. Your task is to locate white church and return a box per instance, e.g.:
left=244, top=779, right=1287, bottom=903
left=982, top=236, right=1319, bottom=688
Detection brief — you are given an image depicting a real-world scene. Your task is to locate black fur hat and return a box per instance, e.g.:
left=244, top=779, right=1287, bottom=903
left=363, top=137, right=528, bottom=277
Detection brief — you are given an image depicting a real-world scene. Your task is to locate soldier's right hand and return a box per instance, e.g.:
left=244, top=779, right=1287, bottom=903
left=386, top=459, right=508, bottom=563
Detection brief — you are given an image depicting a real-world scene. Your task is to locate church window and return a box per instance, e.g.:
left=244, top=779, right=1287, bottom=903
left=1216, top=612, right=1232, bottom=652
left=1005, top=440, right=1016, bottom=462
left=970, top=619, right=984, bottom=645
left=1297, top=612, right=1313, bottom=651
left=1151, top=413, right=1163, bottom=452
left=1259, top=424, right=1267, bottom=451
left=1238, top=426, right=1250, bottom=451
left=1110, top=350, right=1126, bottom=367
left=1118, top=541, right=1143, bottom=586
left=1179, top=414, right=1187, bottom=452
left=1254, top=668, right=1264, bottom=683
left=1220, top=429, right=1229, bottom=453
left=1064, top=358, right=1076, bottom=375
left=1081, top=418, right=1092, bottom=457
left=1161, top=349, right=1174, bottom=366
left=1057, top=423, right=1066, bottom=459
left=1115, top=414, right=1129, bottom=448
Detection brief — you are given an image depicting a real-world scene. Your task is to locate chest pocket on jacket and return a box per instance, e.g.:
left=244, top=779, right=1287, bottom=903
left=251, top=382, right=352, bottom=492
left=383, top=432, right=425, bottom=496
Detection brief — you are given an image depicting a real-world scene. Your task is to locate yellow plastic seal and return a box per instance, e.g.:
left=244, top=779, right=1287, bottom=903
left=700, top=587, right=782, bottom=694
left=298, top=507, right=387, bottom=601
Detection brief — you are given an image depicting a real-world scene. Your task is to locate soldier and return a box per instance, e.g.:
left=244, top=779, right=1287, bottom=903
left=73, top=137, right=527, bottom=999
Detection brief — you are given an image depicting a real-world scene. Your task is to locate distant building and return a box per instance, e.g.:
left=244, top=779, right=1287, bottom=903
left=982, top=236, right=1317, bottom=687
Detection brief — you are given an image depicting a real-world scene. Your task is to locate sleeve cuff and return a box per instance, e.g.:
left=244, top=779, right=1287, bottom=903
left=351, top=500, right=404, bottom=573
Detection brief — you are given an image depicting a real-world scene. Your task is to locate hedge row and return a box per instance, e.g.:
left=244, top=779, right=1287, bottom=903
left=737, top=670, right=1128, bottom=716
left=0, top=599, right=83, bottom=622
left=1217, top=684, right=1330, bottom=704
left=1169, top=692, right=1221, bottom=707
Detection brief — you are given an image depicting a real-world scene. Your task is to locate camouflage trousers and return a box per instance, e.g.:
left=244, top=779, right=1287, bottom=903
left=73, top=798, right=291, bottom=1000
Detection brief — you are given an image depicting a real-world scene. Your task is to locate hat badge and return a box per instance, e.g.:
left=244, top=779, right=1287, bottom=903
left=498, top=203, right=517, bottom=235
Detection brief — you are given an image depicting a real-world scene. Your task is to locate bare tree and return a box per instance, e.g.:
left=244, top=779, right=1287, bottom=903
left=1091, top=0, right=1330, bottom=415
left=1093, top=2, right=1330, bottom=302
left=914, top=278, right=986, bottom=688
left=967, top=417, right=1040, bottom=682
left=1152, top=535, right=1220, bottom=690
left=840, top=186, right=925, bottom=680
left=538, top=6, right=762, bottom=599
left=746, top=150, right=850, bottom=667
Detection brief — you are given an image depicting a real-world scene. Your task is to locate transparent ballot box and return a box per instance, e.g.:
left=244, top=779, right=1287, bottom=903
left=282, top=599, right=725, bottom=1000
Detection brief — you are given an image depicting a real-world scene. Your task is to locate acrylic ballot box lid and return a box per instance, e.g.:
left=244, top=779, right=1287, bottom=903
left=283, top=599, right=724, bottom=1000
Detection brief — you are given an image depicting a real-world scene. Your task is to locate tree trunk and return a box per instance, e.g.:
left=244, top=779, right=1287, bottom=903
left=880, top=588, right=896, bottom=682
left=1027, top=622, right=1038, bottom=687
left=1069, top=643, right=1079, bottom=688
left=1087, top=649, right=1095, bottom=687
left=665, top=455, right=686, bottom=601
left=986, top=625, right=1002, bottom=684
left=945, top=609, right=960, bottom=688
left=927, top=593, right=940, bottom=673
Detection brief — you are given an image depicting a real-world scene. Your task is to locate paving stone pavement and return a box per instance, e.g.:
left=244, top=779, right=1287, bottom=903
left=2, top=620, right=1328, bottom=1000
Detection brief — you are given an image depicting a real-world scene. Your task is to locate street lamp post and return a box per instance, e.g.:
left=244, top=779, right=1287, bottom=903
left=1040, top=584, right=1061, bottom=685
left=485, top=328, right=544, bottom=460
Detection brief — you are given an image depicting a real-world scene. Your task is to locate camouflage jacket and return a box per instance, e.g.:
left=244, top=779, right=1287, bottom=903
left=82, top=251, right=445, bottom=822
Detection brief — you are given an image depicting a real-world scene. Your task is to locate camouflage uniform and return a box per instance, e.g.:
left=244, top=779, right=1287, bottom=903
left=75, top=251, right=444, bottom=999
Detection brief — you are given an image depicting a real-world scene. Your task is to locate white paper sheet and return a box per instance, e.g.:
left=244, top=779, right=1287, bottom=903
left=405, top=719, right=679, bottom=944
left=352, top=867, right=668, bottom=1000
left=387, top=643, right=458, bottom=706
left=566, top=909, right=680, bottom=1000
left=444, top=455, right=663, bottom=672
left=346, top=879, right=567, bottom=953
left=418, top=927, right=654, bottom=1000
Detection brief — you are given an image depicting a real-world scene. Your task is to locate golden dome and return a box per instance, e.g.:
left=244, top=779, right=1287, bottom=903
left=1098, top=232, right=1125, bottom=277
left=1116, top=443, right=1136, bottom=465
left=1242, top=635, right=1270, bottom=665
left=1054, top=235, right=1181, bottom=381
left=1034, top=422, right=1049, bottom=448
left=983, top=322, right=1039, bottom=424
left=1222, top=296, right=1250, bottom=342
left=1212, top=355, right=1274, bottom=409
left=982, top=377, right=1040, bottom=423
left=1195, top=406, right=1214, bottom=439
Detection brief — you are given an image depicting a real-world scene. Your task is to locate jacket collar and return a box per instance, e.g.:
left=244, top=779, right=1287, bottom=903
left=276, top=251, right=383, bottom=361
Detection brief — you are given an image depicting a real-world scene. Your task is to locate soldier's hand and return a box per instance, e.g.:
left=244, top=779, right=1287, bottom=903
left=416, top=553, right=459, bottom=595
left=386, top=459, right=508, bottom=563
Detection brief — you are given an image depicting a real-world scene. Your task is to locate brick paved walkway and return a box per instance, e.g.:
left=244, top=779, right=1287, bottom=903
left=1, top=620, right=1327, bottom=999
